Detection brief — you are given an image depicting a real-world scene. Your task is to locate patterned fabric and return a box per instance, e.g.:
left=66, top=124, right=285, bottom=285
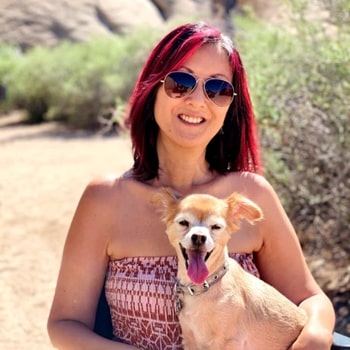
left=105, top=253, right=259, bottom=350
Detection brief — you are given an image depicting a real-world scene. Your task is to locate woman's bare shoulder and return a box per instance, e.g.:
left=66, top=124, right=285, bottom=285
left=83, top=170, right=134, bottom=197
left=80, top=169, right=153, bottom=210
left=224, top=171, right=275, bottom=197
left=87, top=169, right=133, bottom=187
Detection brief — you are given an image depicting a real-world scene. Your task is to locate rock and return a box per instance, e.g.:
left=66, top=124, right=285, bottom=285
left=96, top=0, right=164, bottom=35
left=0, top=0, right=237, bottom=50
left=0, top=0, right=106, bottom=49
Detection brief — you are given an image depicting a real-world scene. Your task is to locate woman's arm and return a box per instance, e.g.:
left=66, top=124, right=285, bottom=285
left=252, top=175, right=335, bottom=350
left=290, top=294, right=335, bottom=349
left=47, top=178, right=138, bottom=350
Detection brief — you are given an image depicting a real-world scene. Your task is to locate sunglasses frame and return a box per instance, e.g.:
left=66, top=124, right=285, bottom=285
left=160, top=71, right=235, bottom=107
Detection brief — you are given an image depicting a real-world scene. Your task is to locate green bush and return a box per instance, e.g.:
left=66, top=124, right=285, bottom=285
left=0, top=27, right=162, bottom=128
left=0, top=44, right=21, bottom=112
left=235, top=1, right=350, bottom=294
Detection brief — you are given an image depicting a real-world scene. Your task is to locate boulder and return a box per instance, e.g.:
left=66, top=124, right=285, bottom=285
left=0, top=0, right=237, bottom=50
left=0, top=0, right=163, bottom=50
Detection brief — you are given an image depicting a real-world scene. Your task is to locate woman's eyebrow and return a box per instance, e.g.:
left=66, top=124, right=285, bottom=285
left=180, top=66, right=231, bottom=81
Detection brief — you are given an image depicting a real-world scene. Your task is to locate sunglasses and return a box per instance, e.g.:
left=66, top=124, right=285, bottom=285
left=160, top=71, right=235, bottom=107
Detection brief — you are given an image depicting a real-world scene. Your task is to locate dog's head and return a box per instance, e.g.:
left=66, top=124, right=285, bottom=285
left=151, top=189, right=263, bottom=285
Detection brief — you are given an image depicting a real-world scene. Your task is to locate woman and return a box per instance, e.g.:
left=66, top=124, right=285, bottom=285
left=47, top=22, right=335, bottom=349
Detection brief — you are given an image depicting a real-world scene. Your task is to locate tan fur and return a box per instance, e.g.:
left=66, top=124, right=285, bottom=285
left=152, top=189, right=307, bottom=350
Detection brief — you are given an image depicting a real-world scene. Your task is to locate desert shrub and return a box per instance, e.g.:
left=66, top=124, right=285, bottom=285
left=312, top=0, right=350, bottom=28
left=0, top=45, right=21, bottom=112
left=235, top=2, right=350, bottom=294
left=0, top=27, right=162, bottom=128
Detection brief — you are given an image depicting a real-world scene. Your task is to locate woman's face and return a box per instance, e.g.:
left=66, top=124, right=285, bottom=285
left=154, top=43, right=233, bottom=151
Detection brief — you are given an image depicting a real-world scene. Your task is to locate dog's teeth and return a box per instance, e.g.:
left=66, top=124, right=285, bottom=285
left=180, top=243, right=189, bottom=269
left=205, top=249, right=213, bottom=262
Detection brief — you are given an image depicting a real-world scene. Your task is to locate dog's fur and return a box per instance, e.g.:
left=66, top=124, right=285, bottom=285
left=152, top=189, right=307, bottom=350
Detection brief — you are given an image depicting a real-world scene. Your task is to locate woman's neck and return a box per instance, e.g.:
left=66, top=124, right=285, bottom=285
left=154, top=147, right=217, bottom=193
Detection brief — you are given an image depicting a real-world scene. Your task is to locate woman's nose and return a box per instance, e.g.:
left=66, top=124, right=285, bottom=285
left=185, top=80, right=207, bottom=106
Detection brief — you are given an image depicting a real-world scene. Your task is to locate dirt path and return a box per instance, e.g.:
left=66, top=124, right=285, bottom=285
left=0, top=112, right=132, bottom=349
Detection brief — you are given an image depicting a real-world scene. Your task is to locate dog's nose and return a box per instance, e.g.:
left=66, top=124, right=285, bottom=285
left=191, top=234, right=206, bottom=246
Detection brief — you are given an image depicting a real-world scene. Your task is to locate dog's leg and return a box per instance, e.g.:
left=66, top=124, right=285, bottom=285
left=181, top=328, right=198, bottom=350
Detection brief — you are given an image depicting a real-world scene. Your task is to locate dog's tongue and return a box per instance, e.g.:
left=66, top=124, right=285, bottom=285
left=187, top=250, right=209, bottom=285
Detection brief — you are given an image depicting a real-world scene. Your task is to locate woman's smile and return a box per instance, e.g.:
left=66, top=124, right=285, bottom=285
left=178, top=113, right=205, bottom=125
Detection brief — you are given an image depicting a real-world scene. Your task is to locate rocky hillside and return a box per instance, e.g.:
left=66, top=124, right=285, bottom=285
left=0, top=0, right=237, bottom=50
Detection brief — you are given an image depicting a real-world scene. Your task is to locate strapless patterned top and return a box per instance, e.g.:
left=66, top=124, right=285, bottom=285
left=105, top=253, right=259, bottom=350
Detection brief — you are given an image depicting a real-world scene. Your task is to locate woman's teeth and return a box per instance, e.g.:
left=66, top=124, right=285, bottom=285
left=179, top=114, right=204, bottom=124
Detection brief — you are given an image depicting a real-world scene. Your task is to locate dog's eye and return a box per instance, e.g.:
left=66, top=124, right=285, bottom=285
left=178, top=220, right=189, bottom=228
left=211, top=224, right=222, bottom=230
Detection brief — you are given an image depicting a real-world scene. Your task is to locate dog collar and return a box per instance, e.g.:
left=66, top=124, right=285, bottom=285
left=174, top=260, right=229, bottom=314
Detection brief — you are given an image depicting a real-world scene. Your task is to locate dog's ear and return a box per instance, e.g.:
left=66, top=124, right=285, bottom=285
left=150, top=187, right=180, bottom=219
left=226, top=192, right=263, bottom=224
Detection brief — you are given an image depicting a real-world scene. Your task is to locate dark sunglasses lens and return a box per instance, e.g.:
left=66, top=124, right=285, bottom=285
left=164, top=72, right=196, bottom=98
left=205, top=79, right=234, bottom=106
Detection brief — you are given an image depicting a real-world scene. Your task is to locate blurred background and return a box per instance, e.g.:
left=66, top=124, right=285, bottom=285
left=0, top=0, right=349, bottom=348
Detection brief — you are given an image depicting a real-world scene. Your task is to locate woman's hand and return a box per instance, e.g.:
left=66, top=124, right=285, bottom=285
left=289, top=320, right=334, bottom=350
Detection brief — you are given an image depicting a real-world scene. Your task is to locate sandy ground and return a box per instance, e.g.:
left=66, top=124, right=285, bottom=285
left=0, top=112, right=133, bottom=349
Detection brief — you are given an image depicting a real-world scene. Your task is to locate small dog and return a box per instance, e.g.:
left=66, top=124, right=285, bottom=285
left=152, top=189, right=307, bottom=350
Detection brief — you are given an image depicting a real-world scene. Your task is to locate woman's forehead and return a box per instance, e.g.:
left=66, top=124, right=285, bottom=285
left=177, top=44, right=233, bottom=80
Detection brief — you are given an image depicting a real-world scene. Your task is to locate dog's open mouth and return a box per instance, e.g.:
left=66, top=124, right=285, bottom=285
left=180, top=244, right=213, bottom=285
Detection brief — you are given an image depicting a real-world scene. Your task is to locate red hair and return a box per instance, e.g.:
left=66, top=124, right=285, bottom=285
left=126, top=22, right=261, bottom=180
